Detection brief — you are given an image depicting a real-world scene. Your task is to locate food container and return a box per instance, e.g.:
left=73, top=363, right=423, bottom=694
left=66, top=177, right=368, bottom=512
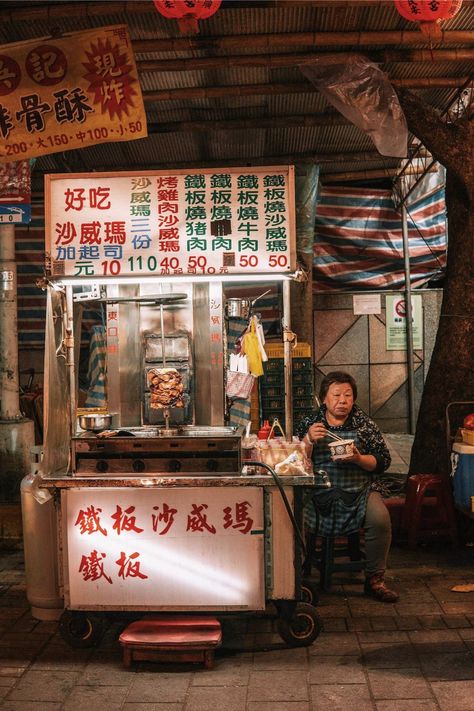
left=328, top=439, right=354, bottom=460
left=78, top=413, right=113, bottom=432
left=225, top=298, right=252, bottom=319
left=461, top=428, right=474, bottom=446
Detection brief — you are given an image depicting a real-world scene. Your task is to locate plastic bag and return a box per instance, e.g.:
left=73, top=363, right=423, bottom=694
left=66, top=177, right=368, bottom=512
left=226, top=371, right=255, bottom=399
left=300, top=56, right=408, bottom=158
left=253, top=437, right=312, bottom=474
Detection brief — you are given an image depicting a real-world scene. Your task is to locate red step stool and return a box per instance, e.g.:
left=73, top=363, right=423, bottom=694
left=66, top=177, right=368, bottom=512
left=402, top=474, right=458, bottom=549
left=119, top=615, right=222, bottom=669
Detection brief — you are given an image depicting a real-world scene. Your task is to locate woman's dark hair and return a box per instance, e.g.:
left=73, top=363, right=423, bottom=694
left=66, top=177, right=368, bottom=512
left=319, top=371, right=357, bottom=401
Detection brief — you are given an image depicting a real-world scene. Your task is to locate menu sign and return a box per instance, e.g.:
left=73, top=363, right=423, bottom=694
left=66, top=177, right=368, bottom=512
left=63, top=487, right=265, bottom=609
left=45, top=166, right=296, bottom=278
left=0, top=25, right=147, bottom=163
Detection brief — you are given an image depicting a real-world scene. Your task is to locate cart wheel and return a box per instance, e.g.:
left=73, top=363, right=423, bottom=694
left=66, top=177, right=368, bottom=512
left=300, top=578, right=319, bottom=606
left=59, top=610, right=106, bottom=648
left=277, top=602, right=322, bottom=647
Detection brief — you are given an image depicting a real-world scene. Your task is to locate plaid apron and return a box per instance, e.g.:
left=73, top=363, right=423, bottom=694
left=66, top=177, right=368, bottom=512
left=297, top=405, right=390, bottom=536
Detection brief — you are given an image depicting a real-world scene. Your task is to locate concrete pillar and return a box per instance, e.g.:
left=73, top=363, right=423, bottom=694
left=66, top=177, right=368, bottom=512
left=0, top=224, right=34, bottom=502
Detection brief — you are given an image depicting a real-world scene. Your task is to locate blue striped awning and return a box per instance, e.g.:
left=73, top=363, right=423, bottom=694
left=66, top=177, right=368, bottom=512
left=313, top=174, right=447, bottom=291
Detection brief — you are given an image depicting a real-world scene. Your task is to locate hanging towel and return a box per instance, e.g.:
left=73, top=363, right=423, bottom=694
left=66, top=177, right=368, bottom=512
left=227, top=317, right=252, bottom=427
left=241, top=317, right=264, bottom=377
left=85, top=324, right=107, bottom=408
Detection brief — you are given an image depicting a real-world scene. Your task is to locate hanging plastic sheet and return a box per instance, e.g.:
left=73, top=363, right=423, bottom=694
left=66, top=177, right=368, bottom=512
left=300, top=56, right=408, bottom=158
left=295, top=165, right=320, bottom=254
left=38, top=288, right=70, bottom=488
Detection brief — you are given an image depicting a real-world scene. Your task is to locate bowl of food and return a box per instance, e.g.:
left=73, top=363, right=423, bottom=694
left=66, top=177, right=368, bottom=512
left=328, top=439, right=354, bottom=461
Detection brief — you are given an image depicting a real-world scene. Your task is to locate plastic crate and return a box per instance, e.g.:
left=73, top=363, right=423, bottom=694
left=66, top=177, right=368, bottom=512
left=260, top=384, right=284, bottom=398
left=260, top=407, right=285, bottom=421
left=292, top=370, right=313, bottom=385
left=261, top=372, right=283, bottom=386
left=261, top=396, right=285, bottom=411
left=264, top=359, right=284, bottom=373
left=264, top=342, right=312, bottom=359
left=292, top=385, right=312, bottom=398
left=292, top=358, right=312, bottom=372
left=293, top=397, right=314, bottom=410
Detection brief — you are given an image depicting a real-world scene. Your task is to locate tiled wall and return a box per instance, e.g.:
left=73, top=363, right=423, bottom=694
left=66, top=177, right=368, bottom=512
left=313, top=290, right=443, bottom=433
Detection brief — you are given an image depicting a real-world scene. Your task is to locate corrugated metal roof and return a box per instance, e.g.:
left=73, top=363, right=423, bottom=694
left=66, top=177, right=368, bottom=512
left=0, top=0, right=472, bottom=182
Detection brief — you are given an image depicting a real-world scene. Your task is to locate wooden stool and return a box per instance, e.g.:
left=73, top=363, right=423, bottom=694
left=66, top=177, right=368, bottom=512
left=119, top=616, right=222, bottom=669
left=403, top=474, right=458, bottom=549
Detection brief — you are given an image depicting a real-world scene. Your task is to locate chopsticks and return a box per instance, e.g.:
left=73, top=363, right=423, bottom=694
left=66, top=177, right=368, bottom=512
left=324, top=429, right=346, bottom=443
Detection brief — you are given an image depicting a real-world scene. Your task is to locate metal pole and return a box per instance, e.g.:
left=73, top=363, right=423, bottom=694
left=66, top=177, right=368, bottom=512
left=65, top=286, right=76, bottom=438
left=283, top=279, right=293, bottom=439
left=401, top=202, right=416, bottom=434
left=0, top=224, right=21, bottom=419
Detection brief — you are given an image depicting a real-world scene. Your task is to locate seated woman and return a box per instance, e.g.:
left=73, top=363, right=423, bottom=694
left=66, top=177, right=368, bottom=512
left=297, top=371, right=399, bottom=603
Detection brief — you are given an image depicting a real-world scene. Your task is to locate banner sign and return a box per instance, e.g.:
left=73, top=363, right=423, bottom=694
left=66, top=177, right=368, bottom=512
left=0, top=25, right=147, bottom=163
left=0, top=160, right=31, bottom=223
left=386, top=294, right=423, bottom=351
left=45, top=166, right=296, bottom=278
left=63, top=487, right=265, bottom=609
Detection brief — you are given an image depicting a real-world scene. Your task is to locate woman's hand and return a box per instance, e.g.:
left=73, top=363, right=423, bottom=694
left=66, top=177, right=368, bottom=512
left=306, top=422, right=330, bottom=444
left=343, top=445, right=377, bottom=472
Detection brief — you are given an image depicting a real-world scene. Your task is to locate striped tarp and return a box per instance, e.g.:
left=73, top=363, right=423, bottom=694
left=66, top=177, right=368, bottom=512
left=15, top=200, right=102, bottom=349
left=313, top=178, right=447, bottom=291
left=15, top=201, right=46, bottom=348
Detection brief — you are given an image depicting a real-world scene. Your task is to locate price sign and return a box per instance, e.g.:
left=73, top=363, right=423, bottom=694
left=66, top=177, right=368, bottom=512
left=45, top=166, right=296, bottom=279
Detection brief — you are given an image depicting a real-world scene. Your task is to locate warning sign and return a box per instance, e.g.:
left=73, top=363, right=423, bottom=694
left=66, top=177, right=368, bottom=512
left=385, top=294, right=423, bottom=351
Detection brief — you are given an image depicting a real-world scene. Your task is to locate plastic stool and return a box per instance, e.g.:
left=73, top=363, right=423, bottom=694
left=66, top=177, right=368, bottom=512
left=304, top=532, right=365, bottom=590
left=119, top=616, right=222, bottom=669
left=403, top=474, right=458, bottom=549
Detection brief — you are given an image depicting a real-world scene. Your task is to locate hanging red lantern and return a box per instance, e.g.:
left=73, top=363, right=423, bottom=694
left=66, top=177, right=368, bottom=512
left=394, top=1, right=463, bottom=37
left=153, top=0, right=222, bottom=35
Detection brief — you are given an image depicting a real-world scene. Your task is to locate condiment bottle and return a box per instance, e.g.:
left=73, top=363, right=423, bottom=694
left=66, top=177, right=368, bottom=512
left=257, top=420, right=272, bottom=440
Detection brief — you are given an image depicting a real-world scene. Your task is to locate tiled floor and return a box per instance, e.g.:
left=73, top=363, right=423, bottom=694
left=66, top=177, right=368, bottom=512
left=0, top=539, right=474, bottom=710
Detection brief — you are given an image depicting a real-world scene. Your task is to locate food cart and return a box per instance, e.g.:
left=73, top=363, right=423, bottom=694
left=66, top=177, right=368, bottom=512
left=22, top=165, right=320, bottom=649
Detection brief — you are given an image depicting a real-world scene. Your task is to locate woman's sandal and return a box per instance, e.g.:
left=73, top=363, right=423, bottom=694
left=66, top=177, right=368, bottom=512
left=364, top=573, right=399, bottom=603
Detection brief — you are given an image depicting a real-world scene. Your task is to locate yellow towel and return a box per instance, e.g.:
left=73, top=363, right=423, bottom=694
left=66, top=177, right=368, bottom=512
left=242, top=318, right=264, bottom=377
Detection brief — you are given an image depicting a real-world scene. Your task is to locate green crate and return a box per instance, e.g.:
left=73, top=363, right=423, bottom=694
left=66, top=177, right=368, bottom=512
left=261, top=372, right=283, bottom=386
left=293, top=369, right=313, bottom=385
left=293, top=397, right=314, bottom=410
left=264, top=359, right=284, bottom=374
left=292, top=357, right=312, bottom=372
left=261, top=396, right=285, bottom=411
left=293, top=385, right=313, bottom=398
left=260, top=384, right=284, bottom=398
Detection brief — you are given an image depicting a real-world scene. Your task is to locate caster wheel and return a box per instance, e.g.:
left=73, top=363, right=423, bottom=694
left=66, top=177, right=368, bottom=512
left=277, top=602, right=322, bottom=647
left=59, top=610, right=107, bottom=648
left=300, top=578, right=319, bottom=606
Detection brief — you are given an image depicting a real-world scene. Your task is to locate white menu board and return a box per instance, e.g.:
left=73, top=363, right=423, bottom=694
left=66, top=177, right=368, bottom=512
left=63, top=487, right=265, bottom=610
left=45, top=166, right=296, bottom=279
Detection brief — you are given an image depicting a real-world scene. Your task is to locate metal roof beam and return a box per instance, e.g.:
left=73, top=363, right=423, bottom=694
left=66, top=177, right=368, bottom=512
left=144, top=77, right=470, bottom=103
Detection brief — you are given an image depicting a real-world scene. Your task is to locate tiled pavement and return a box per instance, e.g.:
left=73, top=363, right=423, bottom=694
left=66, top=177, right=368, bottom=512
left=0, top=542, right=474, bottom=710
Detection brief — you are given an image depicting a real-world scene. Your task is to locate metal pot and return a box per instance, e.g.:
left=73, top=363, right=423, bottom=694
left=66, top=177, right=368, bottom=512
left=78, top=413, right=113, bottom=432
left=225, top=290, right=271, bottom=319
left=226, top=298, right=252, bottom=319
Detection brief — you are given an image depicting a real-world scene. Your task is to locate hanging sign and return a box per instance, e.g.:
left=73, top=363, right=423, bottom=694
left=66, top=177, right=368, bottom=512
left=0, top=25, right=147, bottom=163
left=45, top=166, right=296, bottom=278
left=386, top=294, right=423, bottom=350
left=0, top=159, right=31, bottom=223
left=63, top=487, right=265, bottom=609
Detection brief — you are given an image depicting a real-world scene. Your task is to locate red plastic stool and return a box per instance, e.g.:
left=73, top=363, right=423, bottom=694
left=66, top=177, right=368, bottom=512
left=403, top=474, right=458, bottom=549
left=119, top=616, right=222, bottom=669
